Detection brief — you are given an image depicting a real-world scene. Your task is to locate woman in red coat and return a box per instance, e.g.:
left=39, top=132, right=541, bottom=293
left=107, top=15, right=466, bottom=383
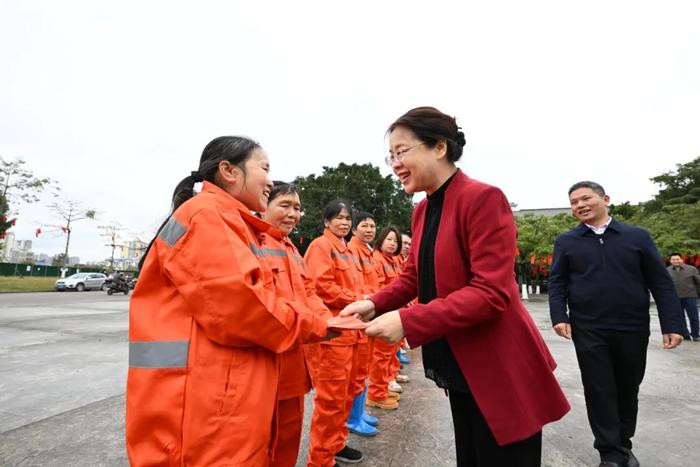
left=342, top=107, right=570, bottom=466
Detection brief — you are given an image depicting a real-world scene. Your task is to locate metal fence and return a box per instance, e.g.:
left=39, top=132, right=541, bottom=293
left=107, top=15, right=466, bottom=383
left=0, top=262, right=104, bottom=278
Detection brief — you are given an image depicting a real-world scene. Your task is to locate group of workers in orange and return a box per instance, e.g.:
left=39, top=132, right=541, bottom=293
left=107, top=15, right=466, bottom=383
left=126, top=136, right=414, bottom=467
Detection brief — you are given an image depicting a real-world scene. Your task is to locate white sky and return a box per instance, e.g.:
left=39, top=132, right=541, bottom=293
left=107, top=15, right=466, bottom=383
left=1, top=0, right=698, bottom=262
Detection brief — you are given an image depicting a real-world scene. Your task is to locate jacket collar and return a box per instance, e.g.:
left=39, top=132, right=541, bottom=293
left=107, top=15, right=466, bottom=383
left=576, top=217, right=623, bottom=236
left=323, top=228, right=348, bottom=252
left=349, top=236, right=372, bottom=255
left=201, top=181, right=273, bottom=234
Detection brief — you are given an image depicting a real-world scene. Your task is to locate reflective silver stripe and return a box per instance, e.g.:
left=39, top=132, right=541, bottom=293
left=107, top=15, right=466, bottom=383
left=331, top=252, right=350, bottom=261
left=129, top=340, right=189, bottom=368
left=261, top=248, right=287, bottom=257
left=361, top=258, right=374, bottom=265
left=249, top=244, right=264, bottom=258
left=159, top=218, right=187, bottom=247
left=383, top=265, right=396, bottom=272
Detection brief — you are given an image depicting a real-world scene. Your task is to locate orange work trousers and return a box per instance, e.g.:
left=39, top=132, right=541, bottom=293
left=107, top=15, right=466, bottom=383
left=270, top=395, right=305, bottom=467
left=368, top=338, right=400, bottom=401
left=306, top=342, right=358, bottom=467
left=389, top=343, right=401, bottom=380
left=354, top=336, right=370, bottom=395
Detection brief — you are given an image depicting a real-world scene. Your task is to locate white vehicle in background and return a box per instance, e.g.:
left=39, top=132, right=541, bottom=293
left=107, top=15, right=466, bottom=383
left=55, top=273, right=108, bottom=292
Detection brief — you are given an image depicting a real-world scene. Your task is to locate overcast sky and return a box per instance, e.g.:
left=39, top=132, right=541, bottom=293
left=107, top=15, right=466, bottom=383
left=1, top=0, right=698, bottom=262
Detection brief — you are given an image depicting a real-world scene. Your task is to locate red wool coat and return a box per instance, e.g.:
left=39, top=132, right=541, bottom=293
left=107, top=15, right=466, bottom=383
left=371, top=170, right=570, bottom=445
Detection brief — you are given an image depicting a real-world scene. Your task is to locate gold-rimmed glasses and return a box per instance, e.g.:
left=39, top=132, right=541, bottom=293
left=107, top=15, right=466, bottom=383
left=384, top=142, right=425, bottom=166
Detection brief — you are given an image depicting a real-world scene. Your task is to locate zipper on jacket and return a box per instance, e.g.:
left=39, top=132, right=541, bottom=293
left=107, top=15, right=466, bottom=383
left=599, top=237, right=606, bottom=270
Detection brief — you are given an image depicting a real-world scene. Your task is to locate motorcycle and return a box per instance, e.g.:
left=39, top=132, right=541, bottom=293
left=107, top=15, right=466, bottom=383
left=105, top=278, right=130, bottom=295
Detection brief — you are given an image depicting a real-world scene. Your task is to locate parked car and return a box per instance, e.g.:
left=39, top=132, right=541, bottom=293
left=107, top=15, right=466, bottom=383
left=55, top=273, right=108, bottom=292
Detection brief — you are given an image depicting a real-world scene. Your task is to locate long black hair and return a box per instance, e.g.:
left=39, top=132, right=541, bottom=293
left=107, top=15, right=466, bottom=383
left=139, top=136, right=261, bottom=270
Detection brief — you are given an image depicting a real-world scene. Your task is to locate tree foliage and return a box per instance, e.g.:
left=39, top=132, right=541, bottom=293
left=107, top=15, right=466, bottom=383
left=515, top=213, right=578, bottom=259
left=0, top=156, right=57, bottom=205
left=517, top=156, right=700, bottom=258
left=48, top=200, right=97, bottom=259
left=0, top=156, right=58, bottom=241
left=647, top=156, right=700, bottom=210
left=291, top=163, right=413, bottom=252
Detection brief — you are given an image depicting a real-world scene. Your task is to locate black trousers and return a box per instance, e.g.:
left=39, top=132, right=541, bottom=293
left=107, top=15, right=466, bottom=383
left=571, top=326, right=648, bottom=464
left=448, top=389, right=542, bottom=467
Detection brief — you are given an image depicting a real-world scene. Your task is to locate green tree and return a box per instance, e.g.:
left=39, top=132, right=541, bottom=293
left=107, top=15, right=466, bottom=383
left=52, top=253, right=68, bottom=267
left=626, top=203, right=700, bottom=256
left=609, top=201, right=643, bottom=222
left=515, top=213, right=578, bottom=259
left=292, top=163, right=413, bottom=252
left=48, top=201, right=97, bottom=260
left=633, top=156, right=700, bottom=254
left=0, top=156, right=58, bottom=245
left=647, top=156, right=700, bottom=210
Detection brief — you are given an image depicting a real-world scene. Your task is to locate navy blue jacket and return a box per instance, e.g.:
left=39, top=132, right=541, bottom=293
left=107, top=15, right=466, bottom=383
left=548, top=219, right=685, bottom=334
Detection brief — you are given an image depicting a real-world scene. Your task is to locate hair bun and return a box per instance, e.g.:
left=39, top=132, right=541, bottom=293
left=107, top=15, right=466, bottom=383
left=454, top=129, right=466, bottom=147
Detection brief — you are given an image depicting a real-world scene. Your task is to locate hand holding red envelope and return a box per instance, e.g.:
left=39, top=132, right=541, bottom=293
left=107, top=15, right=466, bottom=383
left=327, top=315, right=370, bottom=331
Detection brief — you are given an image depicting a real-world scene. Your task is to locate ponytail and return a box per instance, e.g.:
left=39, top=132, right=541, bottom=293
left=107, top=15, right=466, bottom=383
left=138, top=172, right=202, bottom=270
left=138, top=136, right=260, bottom=271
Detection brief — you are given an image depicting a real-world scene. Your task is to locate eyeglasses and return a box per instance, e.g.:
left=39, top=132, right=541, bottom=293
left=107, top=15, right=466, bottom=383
left=384, top=143, right=425, bottom=166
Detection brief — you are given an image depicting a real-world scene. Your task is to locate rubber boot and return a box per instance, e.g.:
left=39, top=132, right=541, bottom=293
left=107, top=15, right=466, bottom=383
left=359, top=386, right=378, bottom=426
left=347, top=391, right=378, bottom=436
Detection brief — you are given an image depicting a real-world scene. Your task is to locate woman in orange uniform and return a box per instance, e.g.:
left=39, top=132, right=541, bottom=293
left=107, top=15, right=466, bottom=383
left=260, top=182, right=334, bottom=467
left=346, top=211, right=380, bottom=436
left=126, top=136, right=329, bottom=467
left=366, top=226, right=404, bottom=410
left=304, top=200, right=365, bottom=466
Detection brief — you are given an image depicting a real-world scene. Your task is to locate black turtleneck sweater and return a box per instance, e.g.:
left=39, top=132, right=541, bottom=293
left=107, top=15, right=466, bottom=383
left=418, top=172, right=469, bottom=393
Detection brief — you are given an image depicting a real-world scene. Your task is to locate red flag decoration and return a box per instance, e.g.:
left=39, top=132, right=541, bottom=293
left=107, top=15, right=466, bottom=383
left=35, top=228, right=42, bottom=237
left=10, top=218, right=16, bottom=226
left=60, top=226, right=68, bottom=233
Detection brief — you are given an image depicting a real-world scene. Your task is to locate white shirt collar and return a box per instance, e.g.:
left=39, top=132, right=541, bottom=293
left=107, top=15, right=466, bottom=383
left=585, top=217, right=612, bottom=235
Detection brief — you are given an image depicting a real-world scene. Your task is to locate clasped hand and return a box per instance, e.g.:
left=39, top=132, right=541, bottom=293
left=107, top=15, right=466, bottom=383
left=340, top=300, right=405, bottom=344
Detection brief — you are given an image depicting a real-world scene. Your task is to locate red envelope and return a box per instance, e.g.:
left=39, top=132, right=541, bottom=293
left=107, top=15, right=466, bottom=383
left=327, top=315, right=370, bottom=331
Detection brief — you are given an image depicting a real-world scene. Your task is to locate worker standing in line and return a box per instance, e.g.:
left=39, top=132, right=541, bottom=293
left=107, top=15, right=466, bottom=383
left=126, top=137, right=329, bottom=467
left=260, top=181, right=336, bottom=467
left=304, top=200, right=366, bottom=466
left=347, top=211, right=381, bottom=436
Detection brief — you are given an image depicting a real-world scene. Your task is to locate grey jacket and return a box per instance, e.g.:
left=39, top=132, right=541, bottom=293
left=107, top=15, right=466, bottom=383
left=667, top=265, right=700, bottom=298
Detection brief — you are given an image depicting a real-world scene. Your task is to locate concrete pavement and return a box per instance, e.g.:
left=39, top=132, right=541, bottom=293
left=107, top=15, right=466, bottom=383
left=0, top=292, right=698, bottom=466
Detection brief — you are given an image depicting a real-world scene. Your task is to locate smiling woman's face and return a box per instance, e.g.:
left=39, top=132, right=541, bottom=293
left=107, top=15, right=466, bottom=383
left=230, top=149, right=273, bottom=212
left=388, top=126, right=443, bottom=194
left=326, top=208, right=352, bottom=238
left=263, top=192, right=301, bottom=236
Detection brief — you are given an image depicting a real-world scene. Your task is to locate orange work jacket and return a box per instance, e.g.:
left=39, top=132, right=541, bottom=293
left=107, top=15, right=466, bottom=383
left=126, top=181, right=327, bottom=467
left=348, top=236, right=380, bottom=295
left=260, top=230, right=332, bottom=399
left=373, top=249, right=402, bottom=289
left=304, top=229, right=364, bottom=345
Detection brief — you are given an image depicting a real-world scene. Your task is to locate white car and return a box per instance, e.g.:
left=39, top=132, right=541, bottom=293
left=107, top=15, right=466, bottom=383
left=55, top=273, right=108, bottom=292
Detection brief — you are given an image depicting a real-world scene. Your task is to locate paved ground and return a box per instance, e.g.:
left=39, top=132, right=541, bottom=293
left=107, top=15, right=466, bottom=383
left=0, top=292, right=698, bottom=466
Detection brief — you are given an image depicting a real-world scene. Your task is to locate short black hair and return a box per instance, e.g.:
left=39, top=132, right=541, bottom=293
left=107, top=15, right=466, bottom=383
left=568, top=181, right=606, bottom=197
left=268, top=181, right=299, bottom=204
left=352, top=211, right=375, bottom=228
left=669, top=252, right=683, bottom=258
left=322, top=199, right=353, bottom=223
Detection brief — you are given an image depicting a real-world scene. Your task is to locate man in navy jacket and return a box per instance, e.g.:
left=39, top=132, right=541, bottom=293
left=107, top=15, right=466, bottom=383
left=549, top=181, right=685, bottom=467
